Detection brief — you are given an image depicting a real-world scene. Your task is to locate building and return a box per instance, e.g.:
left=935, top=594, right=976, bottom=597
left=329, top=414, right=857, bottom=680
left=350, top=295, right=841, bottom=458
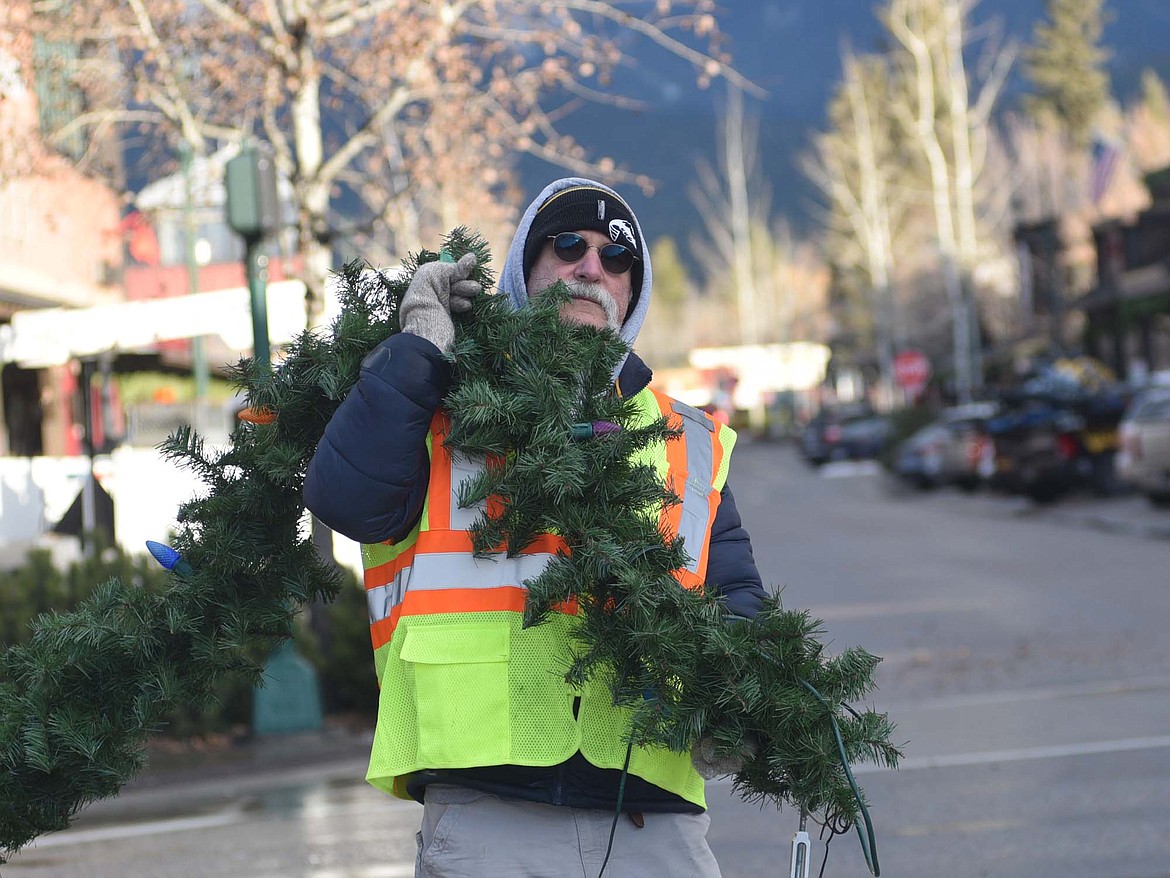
left=1, top=7, right=312, bottom=562
left=0, top=0, right=124, bottom=456
left=121, top=146, right=302, bottom=386
left=1078, top=169, right=1170, bottom=382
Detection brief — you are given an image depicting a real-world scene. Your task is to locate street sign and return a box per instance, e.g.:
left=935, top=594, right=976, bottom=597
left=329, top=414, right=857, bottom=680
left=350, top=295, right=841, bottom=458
left=894, top=349, right=930, bottom=395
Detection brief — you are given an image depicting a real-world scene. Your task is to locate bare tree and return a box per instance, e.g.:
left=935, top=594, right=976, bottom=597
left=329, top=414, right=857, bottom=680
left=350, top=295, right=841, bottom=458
left=804, top=49, right=907, bottom=405
left=689, top=84, right=765, bottom=346
left=685, top=86, right=829, bottom=428
left=883, top=0, right=1015, bottom=401
left=27, top=0, right=759, bottom=325
left=689, top=83, right=826, bottom=348
left=1126, top=70, right=1170, bottom=175
left=1, top=1, right=100, bottom=185
left=762, top=218, right=830, bottom=347
left=1001, top=112, right=1082, bottom=222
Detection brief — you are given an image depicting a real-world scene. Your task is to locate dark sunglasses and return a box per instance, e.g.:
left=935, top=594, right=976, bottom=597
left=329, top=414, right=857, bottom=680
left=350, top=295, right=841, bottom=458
left=548, top=233, right=638, bottom=275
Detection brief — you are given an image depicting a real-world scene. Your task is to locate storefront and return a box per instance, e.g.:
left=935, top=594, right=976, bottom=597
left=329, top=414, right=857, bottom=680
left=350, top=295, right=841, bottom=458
left=1080, top=202, right=1170, bottom=383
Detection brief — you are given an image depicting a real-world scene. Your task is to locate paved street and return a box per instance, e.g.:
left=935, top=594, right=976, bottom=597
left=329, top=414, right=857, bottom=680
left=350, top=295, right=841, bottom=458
left=4, top=442, right=1169, bottom=878
left=712, top=445, right=1170, bottom=878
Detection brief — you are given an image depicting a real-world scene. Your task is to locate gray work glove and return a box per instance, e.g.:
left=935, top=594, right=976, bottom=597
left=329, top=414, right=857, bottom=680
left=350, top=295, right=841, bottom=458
left=691, top=614, right=760, bottom=778
left=691, top=734, right=759, bottom=779
left=399, top=253, right=481, bottom=353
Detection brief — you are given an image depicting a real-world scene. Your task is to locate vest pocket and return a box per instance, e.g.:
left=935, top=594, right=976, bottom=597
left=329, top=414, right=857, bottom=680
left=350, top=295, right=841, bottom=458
left=400, top=623, right=511, bottom=766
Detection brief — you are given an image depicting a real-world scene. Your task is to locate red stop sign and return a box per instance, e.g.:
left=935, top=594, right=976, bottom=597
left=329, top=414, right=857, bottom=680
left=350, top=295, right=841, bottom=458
left=894, top=350, right=930, bottom=393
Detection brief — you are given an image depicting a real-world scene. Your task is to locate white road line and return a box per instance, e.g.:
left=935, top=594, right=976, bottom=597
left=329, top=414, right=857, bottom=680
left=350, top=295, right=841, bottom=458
left=819, top=461, right=883, bottom=479
left=855, top=734, right=1170, bottom=774
left=240, top=866, right=416, bottom=878
left=20, top=810, right=241, bottom=848
left=810, top=595, right=995, bottom=620
left=708, top=734, right=1170, bottom=785
left=300, top=868, right=416, bottom=878
left=882, top=676, right=1170, bottom=712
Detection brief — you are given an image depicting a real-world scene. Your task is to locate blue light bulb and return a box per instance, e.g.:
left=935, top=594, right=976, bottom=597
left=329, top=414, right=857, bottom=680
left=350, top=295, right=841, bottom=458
left=145, top=541, right=194, bottom=576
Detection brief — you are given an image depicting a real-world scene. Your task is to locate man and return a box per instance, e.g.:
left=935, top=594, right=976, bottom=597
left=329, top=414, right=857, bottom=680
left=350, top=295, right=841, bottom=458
left=305, top=177, right=764, bottom=877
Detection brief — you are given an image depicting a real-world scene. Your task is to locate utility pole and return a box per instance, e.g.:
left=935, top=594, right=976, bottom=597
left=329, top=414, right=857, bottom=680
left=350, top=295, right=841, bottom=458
left=224, top=142, right=326, bottom=734
left=181, top=144, right=210, bottom=422
left=78, top=358, right=97, bottom=556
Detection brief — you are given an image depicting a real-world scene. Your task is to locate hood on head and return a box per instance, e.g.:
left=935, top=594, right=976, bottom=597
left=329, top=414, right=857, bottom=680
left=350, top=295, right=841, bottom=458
left=499, top=177, right=653, bottom=368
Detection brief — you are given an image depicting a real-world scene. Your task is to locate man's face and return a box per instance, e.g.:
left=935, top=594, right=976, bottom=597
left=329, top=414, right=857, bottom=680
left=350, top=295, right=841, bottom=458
left=527, top=229, right=634, bottom=332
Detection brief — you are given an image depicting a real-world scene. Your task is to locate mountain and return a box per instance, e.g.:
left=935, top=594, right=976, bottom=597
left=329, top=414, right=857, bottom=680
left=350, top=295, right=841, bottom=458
left=519, top=0, right=1170, bottom=253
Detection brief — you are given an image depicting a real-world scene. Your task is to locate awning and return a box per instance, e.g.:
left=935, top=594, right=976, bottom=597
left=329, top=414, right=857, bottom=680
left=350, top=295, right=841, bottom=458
left=0, top=280, right=308, bottom=368
left=1076, top=263, right=1170, bottom=311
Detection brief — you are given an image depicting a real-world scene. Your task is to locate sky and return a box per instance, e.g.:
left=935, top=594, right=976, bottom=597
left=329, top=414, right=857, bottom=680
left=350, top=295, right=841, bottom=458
left=518, top=0, right=1170, bottom=252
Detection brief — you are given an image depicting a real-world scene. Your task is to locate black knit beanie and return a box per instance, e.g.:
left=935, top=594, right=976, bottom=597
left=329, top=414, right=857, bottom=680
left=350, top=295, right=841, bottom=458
left=522, top=185, right=644, bottom=305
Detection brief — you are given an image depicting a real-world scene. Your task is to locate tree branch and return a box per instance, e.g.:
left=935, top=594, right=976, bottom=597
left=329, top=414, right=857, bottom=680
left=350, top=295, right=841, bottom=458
left=552, top=0, right=766, bottom=98
left=126, top=0, right=205, bottom=147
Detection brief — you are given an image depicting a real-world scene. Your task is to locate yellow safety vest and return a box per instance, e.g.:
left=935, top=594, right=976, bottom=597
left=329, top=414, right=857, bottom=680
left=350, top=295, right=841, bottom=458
left=359, top=386, right=736, bottom=807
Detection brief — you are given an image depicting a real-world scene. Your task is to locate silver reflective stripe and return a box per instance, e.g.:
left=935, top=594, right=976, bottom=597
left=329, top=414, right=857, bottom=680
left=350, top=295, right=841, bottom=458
left=449, top=452, right=487, bottom=532
left=671, top=402, right=716, bottom=573
left=367, top=568, right=409, bottom=624
left=369, top=396, right=718, bottom=628
left=411, top=551, right=559, bottom=590
left=670, top=399, right=716, bottom=432
left=366, top=551, right=561, bottom=624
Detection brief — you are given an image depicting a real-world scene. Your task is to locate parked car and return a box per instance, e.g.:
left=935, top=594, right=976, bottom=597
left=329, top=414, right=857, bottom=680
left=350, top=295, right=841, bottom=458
left=800, top=405, right=875, bottom=468
left=836, top=415, right=894, bottom=461
left=1117, top=386, right=1170, bottom=507
left=893, top=422, right=954, bottom=489
left=937, top=402, right=998, bottom=491
left=985, top=402, right=1086, bottom=503
left=799, top=403, right=877, bottom=466
left=983, top=357, right=1130, bottom=502
left=893, top=402, right=998, bottom=491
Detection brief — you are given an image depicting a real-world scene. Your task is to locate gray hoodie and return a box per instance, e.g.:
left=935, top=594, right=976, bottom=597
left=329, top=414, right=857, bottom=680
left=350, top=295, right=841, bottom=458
left=498, top=177, right=653, bottom=375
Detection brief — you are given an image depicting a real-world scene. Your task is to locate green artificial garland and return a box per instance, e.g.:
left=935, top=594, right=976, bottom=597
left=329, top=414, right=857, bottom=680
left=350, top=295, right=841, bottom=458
left=0, top=229, right=899, bottom=869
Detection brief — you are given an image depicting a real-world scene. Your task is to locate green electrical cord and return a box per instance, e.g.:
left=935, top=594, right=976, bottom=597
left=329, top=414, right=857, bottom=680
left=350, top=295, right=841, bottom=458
left=799, top=678, right=881, bottom=876
left=596, top=739, right=636, bottom=878
left=601, top=680, right=881, bottom=878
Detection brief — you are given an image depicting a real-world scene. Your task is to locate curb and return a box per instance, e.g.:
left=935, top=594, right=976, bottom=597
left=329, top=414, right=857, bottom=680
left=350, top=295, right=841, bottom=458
left=71, top=729, right=376, bottom=826
left=882, top=476, right=1170, bottom=542
left=1044, top=509, right=1170, bottom=541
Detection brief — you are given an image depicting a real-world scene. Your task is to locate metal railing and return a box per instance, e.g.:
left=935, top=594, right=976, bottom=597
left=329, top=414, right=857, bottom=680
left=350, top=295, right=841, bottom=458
left=124, top=403, right=234, bottom=447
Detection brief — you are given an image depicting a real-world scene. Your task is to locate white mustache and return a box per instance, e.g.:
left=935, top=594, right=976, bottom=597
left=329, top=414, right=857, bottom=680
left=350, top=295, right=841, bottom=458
left=566, top=282, right=620, bottom=331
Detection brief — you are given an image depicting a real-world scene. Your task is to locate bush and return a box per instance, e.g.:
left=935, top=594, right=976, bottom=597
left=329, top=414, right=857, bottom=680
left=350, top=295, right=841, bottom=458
left=298, top=564, right=379, bottom=719
left=0, top=540, right=169, bottom=648
left=0, top=540, right=378, bottom=737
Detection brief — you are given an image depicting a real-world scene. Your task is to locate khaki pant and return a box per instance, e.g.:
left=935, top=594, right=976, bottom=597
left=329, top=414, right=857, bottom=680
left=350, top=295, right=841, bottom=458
left=416, top=784, right=722, bottom=878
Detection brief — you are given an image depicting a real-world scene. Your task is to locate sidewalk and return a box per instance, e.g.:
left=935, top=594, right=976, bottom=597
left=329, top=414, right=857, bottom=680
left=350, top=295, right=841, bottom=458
left=1039, top=492, right=1170, bottom=540
left=923, top=483, right=1170, bottom=541
left=73, top=721, right=377, bottom=827
left=836, top=448, right=1170, bottom=543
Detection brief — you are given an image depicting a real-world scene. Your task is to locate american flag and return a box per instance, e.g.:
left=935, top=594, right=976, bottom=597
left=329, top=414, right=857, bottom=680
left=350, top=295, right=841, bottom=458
left=1090, top=136, right=1122, bottom=205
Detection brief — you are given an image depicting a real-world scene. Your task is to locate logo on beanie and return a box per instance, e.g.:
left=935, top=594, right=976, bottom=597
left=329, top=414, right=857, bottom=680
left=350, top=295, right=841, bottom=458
left=609, top=219, right=636, bottom=250
left=597, top=199, right=606, bottom=220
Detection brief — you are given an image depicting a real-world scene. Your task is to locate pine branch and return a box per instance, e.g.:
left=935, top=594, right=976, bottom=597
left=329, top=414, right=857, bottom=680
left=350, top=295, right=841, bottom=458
left=0, top=227, right=898, bottom=864
left=441, top=233, right=901, bottom=827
